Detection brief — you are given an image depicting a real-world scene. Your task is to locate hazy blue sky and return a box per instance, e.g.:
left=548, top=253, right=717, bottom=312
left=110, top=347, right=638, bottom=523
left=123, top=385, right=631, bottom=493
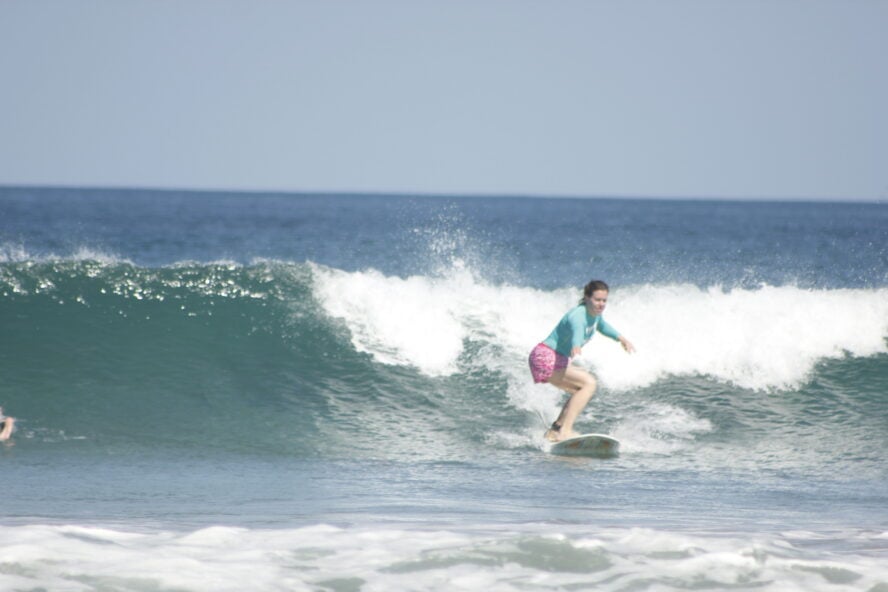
left=2, top=1, right=886, bottom=200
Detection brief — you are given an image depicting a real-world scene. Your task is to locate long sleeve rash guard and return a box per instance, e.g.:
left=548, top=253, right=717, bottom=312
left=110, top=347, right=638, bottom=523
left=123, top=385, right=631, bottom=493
left=542, top=305, right=621, bottom=357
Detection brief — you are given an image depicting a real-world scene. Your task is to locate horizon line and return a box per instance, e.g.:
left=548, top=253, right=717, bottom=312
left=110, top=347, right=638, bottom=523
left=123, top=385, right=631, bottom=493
left=1, top=182, right=884, bottom=206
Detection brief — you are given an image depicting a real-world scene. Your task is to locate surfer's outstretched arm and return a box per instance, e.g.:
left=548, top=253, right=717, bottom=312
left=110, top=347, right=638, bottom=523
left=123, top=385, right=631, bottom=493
left=598, top=318, right=635, bottom=353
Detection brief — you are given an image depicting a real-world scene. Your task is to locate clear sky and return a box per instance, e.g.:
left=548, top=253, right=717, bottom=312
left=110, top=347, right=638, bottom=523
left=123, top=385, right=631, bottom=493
left=1, top=0, right=886, bottom=200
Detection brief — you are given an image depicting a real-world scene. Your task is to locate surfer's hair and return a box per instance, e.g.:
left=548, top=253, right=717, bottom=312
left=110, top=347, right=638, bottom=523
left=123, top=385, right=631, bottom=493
left=580, top=280, right=609, bottom=304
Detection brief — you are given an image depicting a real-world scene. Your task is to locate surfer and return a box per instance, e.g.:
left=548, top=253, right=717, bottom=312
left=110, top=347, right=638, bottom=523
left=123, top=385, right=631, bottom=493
left=528, top=280, right=634, bottom=442
left=0, top=407, right=16, bottom=442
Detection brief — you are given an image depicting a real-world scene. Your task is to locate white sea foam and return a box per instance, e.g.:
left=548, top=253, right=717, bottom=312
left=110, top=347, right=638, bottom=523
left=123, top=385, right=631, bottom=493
left=311, top=264, right=888, bottom=393
left=585, top=283, right=888, bottom=391
left=310, top=261, right=559, bottom=378
left=611, top=402, right=713, bottom=454
left=0, top=523, right=885, bottom=592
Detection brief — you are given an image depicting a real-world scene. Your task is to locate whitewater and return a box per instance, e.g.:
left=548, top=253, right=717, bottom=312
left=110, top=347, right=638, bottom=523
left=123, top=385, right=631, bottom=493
left=1, top=187, right=886, bottom=591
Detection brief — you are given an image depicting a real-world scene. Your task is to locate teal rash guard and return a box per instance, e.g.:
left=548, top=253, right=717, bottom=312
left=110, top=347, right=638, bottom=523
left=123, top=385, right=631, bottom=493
left=542, top=305, right=621, bottom=357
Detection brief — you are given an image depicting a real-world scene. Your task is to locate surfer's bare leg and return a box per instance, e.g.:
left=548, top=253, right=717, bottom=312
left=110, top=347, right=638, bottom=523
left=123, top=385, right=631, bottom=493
left=0, top=416, right=15, bottom=441
left=545, top=366, right=597, bottom=442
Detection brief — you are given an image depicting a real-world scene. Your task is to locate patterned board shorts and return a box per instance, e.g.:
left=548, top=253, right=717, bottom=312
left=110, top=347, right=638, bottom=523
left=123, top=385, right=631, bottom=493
left=528, top=343, right=569, bottom=383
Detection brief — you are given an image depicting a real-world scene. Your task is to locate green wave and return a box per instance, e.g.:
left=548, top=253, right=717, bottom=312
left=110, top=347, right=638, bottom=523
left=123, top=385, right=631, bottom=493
left=1, top=259, right=885, bottom=471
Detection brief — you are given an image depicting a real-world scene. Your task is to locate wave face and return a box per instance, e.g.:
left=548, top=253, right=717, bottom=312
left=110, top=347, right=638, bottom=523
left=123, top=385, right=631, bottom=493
left=2, top=256, right=886, bottom=474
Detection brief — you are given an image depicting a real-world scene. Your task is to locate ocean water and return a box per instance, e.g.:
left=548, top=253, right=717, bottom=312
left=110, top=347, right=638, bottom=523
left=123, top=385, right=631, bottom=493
left=1, top=186, right=887, bottom=591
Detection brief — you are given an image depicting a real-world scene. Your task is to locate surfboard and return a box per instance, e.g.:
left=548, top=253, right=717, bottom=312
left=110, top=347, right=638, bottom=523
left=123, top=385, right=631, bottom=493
left=550, top=433, right=620, bottom=458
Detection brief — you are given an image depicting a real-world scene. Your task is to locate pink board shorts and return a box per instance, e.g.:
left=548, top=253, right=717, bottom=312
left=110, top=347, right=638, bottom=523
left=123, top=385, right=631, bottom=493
left=528, top=343, right=569, bottom=383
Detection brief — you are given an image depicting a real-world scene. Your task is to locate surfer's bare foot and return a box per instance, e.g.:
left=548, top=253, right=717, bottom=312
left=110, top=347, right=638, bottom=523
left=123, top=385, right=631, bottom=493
left=554, top=429, right=580, bottom=442
left=544, top=422, right=580, bottom=442
left=545, top=430, right=580, bottom=442
left=544, top=421, right=563, bottom=442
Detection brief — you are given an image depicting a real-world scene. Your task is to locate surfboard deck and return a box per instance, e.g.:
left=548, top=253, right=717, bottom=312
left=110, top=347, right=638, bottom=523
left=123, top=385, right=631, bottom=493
left=550, top=433, right=620, bottom=458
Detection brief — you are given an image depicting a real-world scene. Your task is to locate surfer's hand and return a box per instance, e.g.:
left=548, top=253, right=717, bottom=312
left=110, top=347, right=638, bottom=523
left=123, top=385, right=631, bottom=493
left=570, top=346, right=582, bottom=358
left=619, top=336, right=635, bottom=354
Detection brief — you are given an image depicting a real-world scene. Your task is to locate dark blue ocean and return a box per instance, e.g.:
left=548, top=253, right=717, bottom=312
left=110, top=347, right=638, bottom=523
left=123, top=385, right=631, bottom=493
left=1, top=187, right=887, bottom=591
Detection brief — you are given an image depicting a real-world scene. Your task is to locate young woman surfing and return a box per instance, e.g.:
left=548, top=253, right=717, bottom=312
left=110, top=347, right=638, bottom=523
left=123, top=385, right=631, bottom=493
left=528, top=280, right=635, bottom=442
